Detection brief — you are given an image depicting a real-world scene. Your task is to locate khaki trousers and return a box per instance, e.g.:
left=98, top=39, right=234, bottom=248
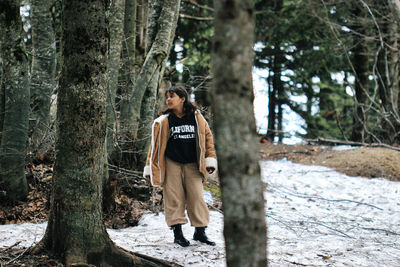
left=164, top=157, right=210, bottom=227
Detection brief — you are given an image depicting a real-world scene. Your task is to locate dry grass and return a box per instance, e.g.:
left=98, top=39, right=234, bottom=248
left=260, top=144, right=400, bottom=181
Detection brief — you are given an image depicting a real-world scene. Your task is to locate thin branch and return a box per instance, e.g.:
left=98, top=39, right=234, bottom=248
left=266, top=213, right=300, bottom=236
left=179, top=13, right=213, bottom=21
left=271, top=183, right=384, bottom=210
left=284, top=260, right=309, bottom=266
left=307, top=221, right=355, bottom=239
left=0, top=241, right=21, bottom=253
left=106, top=163, right=147, bottom=182
left=5, top=246, right=30, bottom=265
left=361, top=227, right=400, bottom=236
left=307, top=137, right=400, bottom=152
left=183, top=0, right=214, bottom=12
left=359, top=0, right=384, bottom=48
left=208, top=203, right=222, bottom=214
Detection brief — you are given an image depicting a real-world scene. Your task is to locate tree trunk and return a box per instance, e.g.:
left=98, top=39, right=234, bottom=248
left=377, top=2, right=400, bottom=143
left=266, top=67, right=276, bottom=142
left=132, top=0, right=180, bottom=170
left=134, top=76, right=158, bottom=171
left=0, top=0, right=30, bottom=202
left=351, top=4, right=370, bottom=142
left=123, top=0, right=179, bottom=170
left=115, top=0, right=179, bottom=169
left=106, top=0, right=125, bottom=156
left=277, top=103, right=283, bottom=142
left=119, top=0, right=137, bottom=130
left=129, top=0, right=180, bottom=134
left=128, top=0, right=180, bottom=136
left=273, top=41, right=284, bottom=143
left=145, top=0, right=163, bottom=55
left=30, top=0, right=56, bottom=155
left=29, top=1, right=154, bottom=265
left=138, top=0, right=149, bottom=52
left=212, top=1, right=267, bottom=266
left=0, top=56, right=3, bottom=140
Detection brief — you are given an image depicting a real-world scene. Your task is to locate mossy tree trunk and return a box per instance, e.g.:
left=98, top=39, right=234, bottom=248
left=30, top=1, right=157, bottom=265
left=212, top=0, right=267, bottom=266
left=0, top=0, right=30, bottom=202
left=138, top=0, right=149, bottom=52
left=106, top=0, right=125, bottom=156
left=129, top=0, right=180, bottom=170
left=115, top=0, right=138, bottom=166
left=134, top=76, right=158, bottom=171
left=30, top=0, right=56, bottom=155
left=119, top=0, right=137, bottom=131
left=111, top=0, right=179, bottom=169
left=128, top=0, right=163, bottom=170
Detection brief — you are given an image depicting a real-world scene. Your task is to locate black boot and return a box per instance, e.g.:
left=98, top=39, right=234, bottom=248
left=193, top=227, right=216, bottom=246
left=171, top=224, right=190, bottom=247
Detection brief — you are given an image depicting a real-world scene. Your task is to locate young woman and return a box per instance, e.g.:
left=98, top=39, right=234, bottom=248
left=143, top=85, right=218, bottom=247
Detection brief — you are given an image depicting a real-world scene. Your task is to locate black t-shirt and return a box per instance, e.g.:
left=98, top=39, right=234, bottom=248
left=165, top=112, right=197, bottom=164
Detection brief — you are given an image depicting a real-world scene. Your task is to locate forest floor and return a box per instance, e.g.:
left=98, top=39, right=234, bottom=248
left=0, top=143, right=399, bottom=266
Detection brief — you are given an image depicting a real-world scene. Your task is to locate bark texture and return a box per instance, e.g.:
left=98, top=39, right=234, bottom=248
left=31, top=1, right=148, bottom=265
left=132, top=0, right=180, bottom=170
left=351, top=5, right=370, bottom=142
left=119, top=0, right=137, bottom=129
left=138, top=0, right=149, bottom=52
left=145, top=0, right=163, bottom=55
left=0, top=0, right=30, bottom=201
left=212, top=1, right=267, bottom=266
left=126, top=0, right=180, bottom=169
left=30, top=0, right=56, bottom=153
left=129, top=0, right=180, bottom=134
left=106, top=0, right=125, bottom=156
left=377, top=2, right=400, bottom=143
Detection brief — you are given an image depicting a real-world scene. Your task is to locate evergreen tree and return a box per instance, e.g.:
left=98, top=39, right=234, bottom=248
left=256, top=0, right=354, bottom=141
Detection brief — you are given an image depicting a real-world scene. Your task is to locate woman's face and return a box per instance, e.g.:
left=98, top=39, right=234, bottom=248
left=166, top=92, right=185, bottom=111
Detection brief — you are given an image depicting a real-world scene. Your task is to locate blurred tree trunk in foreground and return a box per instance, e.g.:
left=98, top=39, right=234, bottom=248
left=0, top=0, right=30, bottom=202
left=212, top=0, right=267, bottom=266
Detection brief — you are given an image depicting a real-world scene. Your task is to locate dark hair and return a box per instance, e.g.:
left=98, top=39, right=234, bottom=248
left=163, top=85, right=197, bottom=116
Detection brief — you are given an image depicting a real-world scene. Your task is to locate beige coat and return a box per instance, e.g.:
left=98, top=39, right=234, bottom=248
left=143, top=110, right=218, bottom=186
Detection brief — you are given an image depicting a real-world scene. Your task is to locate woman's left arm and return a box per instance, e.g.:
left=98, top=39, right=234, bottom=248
left=204, top=122, right=218, bottom=173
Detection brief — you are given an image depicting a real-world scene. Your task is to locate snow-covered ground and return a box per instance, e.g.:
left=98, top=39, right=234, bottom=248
left=1, top=160, right=400, bottom=266
left=264, top=160, right=400, bottom=266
